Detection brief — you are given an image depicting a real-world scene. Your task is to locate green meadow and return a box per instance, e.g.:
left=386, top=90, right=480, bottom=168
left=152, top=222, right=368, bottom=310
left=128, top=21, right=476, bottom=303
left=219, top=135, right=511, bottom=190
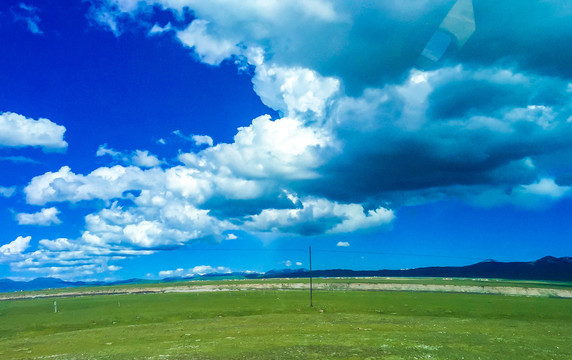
left=1, top=280, right=571, bottom=359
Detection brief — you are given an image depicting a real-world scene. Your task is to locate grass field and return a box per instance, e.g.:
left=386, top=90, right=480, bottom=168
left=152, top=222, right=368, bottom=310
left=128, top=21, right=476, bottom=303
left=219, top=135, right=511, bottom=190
left=1, top=280, right=571, bottom=359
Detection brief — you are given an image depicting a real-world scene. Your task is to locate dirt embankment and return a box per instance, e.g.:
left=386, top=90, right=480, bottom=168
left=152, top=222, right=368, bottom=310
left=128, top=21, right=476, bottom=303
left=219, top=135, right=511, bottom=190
left=1, top=281, right=571, bottom=301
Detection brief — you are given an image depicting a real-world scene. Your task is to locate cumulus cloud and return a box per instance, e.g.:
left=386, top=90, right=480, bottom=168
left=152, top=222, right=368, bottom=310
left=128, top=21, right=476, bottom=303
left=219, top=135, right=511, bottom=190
left=97, top=144, right=162, bottom=168
left=181, top=115, right=331, bottom=180
left=192, top=135, right=213, bottom=147
left=244, top=197, right=393, bottom=236
left=336, top=241, right=350, bottom=247
left=173, top=131, right=213, bottom=147
left=191, top=265, right=231, bottom=275
left=522, top=178, right=570, bottom=199
left=132, top=150, right=162, bottom=168
left=0, top=236, right=31, bottom=257
left=23, top=156, right=391, bottom=250
left=108, top=265, right=122, bottom=272
left=38, top=237, right=77, bottom=251
left=176, top=19, right=238, bottom=65
left=81, top=196, right=235, bottom=249
left=158, top=265, right=231, bottom=278
left=24, top=165, right=163, bottom=205
left=158, top=267, right=184, bottom=278
left=470, top=178, right=572, bottom=209
left=95, top=144, right=121, bottom=157
left=0, top=112, right=67, bottom=151
left=6, top=236, right=153, bottom=280
left=252, top=64, right=340, bottom=118
left=298, top=66, right=572, bottom=207
left=16, top=207, right=62, bottom=226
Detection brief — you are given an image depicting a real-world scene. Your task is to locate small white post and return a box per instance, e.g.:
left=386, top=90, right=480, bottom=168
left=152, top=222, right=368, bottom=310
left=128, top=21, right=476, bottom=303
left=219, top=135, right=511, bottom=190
left=54, top=300, right=57, bottom=313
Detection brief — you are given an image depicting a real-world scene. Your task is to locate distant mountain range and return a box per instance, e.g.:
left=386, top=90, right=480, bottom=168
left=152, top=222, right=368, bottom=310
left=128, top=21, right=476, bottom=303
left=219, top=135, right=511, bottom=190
left=250, top=256, right=572, bottom=282
left=1, top=256, right=571, bottom=293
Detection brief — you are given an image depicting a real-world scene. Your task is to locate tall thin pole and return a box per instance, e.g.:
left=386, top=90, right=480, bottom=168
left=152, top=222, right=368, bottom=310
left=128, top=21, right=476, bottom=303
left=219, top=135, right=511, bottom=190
left=309, top=245, right=313, bottom=307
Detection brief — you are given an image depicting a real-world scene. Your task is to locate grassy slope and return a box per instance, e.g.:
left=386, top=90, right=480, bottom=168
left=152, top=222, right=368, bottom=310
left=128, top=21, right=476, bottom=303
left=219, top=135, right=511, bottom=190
left=4, top=277, right=572, bottom=299
left=1, top=287, right=571, bottom=359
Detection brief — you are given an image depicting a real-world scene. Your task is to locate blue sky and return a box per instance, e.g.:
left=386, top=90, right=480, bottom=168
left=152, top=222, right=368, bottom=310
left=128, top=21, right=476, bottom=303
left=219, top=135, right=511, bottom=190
left=1, top=0, right=571, bottom=281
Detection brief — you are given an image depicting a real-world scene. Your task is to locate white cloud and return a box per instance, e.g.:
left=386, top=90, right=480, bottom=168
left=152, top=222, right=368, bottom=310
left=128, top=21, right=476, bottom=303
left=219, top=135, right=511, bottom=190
left=180, top=0, right=340, bottom=23
left=163, top=166, right=213, bottom=203
left=173, top=131, right=214, bottom=147
left=226, top=233, right=237, bottom=240
left=0, top=112, right=67, bottom=151
left=24, top=154, right=394, bottom=247
left=253, top=64, right=340, bottom=118
left=132, top=150, right=162, bottom=168
left=159, top=268, right=184, bottom=278
left=283, top=260, right=292, bottom=267
left=149, top=22, right=172, bottom=35
left=88, top=2, right=120, bottom=35
left=96, top=0, right=339, bottom=64
left=176, top=20, right=238, bottom=65
left=81, top=196, right=235, bottom=249
left=7, top=235, right=151, bottom=281
left=0, top=186, right=16, bottom=198
left=0, top=236, right=31, bottom=257
left=96, top=144, right=121, bottom=157
left=190, top=115, right=331, bottom=180
left=12, top=3, right=43, bottom=34
left=192, top=135, right=213, bottom=147
left=245, top=197, right=394, bottom=235
left=336, top=241, right=350, bottom=247
left=466, top=178, right=571, bottom=209
left=158, top=265, right=231, bottom=278
left=522, top=178, right=569, bottom=198
left=330, top=206, right=395, bottom=234
left=123, top=220, right=164, bottom=248
left=172, top=130, right=190, bottom=140
left=24, top=165, right=164, bottom=205
left=191, top=265, right=231, bottom=275
left=16, top=207, right=62, bottom=226
left=105, top=0, right=340, bottom=22
left=38, top=237, right=76, bottom=251
left=97, top=144, right=162, bottom=168
left=91, top=0, right=345, bottom=77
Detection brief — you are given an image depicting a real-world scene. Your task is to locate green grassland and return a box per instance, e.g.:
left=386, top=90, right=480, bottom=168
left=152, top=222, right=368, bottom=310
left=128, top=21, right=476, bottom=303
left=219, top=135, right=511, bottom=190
left=1, top=280, right=571, bottom=359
